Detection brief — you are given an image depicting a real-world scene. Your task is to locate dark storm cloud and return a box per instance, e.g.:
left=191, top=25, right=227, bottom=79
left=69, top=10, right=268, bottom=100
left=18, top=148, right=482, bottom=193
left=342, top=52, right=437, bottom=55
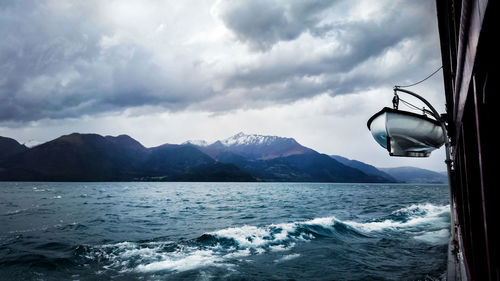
left=213, top=0, right=337, bottom=51
left=215, top=0, right=440, bottom=100
left=0, top=0, right=441, bottom=123
left=0, top=1, right=208, bottom=122
left=0, top=1, right=104, bottom=121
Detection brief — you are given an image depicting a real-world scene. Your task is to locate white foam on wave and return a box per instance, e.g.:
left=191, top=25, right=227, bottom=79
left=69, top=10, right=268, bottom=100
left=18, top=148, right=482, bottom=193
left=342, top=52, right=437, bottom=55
left=212, top=225, right=275, bottom=248
left=344, top=204, right=450, bottom=232
left=223, top=248, right=251, bottom=259
left=414, top=229, right=450, bottom=244
left=208, top=216, right=335, bottom=251
left=90, top=241, right=228, bottom=273
left=393, top=203, right=449, bottom=218
left=274, top=253, right=301, bottom=263
left=269, top=243, right=296, bottom=252
left=90, top=203, right=450, bottom=273
left=136, top=249, right=225, bottom=272
left=97, top=217, right=338, bottom=273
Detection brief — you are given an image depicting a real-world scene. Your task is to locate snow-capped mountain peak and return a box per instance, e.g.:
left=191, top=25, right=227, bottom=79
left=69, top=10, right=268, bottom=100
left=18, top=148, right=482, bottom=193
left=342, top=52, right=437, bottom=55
left=197, top=132, right=314, bottom=160
left=221, top=132, right=282, bottom=147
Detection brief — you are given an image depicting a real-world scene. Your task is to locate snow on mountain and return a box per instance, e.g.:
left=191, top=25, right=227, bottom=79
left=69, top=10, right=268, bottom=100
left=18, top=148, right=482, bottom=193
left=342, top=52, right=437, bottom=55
left=182, top=132, right=315, bottom=160
left=183, top=132, right=293, bottom=148
left=221, top=132, right=283, bottom=147
left=200, top=132, right=314, bottom=160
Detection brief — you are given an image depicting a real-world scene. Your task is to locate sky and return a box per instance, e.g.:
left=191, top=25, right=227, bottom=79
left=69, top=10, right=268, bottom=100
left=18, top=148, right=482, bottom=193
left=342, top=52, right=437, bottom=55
left=0, top=0, right=448, bottom=171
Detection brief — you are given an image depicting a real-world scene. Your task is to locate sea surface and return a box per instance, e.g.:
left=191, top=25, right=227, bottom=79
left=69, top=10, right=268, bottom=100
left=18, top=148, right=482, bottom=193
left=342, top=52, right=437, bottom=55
left=0, top=182, right=450, bottom=281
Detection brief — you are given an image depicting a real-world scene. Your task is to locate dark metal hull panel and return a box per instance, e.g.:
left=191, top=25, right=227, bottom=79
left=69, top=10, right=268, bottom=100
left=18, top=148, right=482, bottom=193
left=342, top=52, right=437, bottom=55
left=436, top=0, right=499, bottom=279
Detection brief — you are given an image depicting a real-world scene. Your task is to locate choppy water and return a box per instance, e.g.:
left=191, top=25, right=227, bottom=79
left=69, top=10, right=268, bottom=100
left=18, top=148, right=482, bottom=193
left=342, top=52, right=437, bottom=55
left=0, top=182, right=450, bottom=280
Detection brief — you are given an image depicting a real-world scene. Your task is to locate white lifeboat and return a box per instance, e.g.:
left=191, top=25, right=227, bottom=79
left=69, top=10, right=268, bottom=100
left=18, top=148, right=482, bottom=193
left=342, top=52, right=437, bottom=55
left=367, top=107, right=445, bottom=157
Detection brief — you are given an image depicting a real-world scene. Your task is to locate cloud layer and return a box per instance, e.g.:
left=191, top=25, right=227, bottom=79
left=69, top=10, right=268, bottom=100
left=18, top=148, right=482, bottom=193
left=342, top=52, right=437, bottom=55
left=1, top=0, right=441, bottom=123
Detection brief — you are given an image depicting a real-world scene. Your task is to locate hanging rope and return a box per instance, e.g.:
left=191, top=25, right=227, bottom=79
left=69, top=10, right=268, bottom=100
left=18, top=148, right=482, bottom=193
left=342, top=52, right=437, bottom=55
left=395, top=66, right=443, bottom=88
left=397, top=96, right=435, bottom=117
left=392, top=89, right=428, bottom=115
left=399, top=97, right=422, bottom=111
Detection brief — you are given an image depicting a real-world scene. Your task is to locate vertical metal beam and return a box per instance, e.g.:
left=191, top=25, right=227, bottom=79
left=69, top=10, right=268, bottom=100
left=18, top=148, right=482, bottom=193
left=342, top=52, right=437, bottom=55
left=453, top=0, right=489, bottom=140
left=472, top=75, right=491, bottom=280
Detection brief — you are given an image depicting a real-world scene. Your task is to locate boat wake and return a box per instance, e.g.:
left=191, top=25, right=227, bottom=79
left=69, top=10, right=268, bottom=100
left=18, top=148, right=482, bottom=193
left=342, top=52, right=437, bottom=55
left=79, top=203, right=450, bottom=274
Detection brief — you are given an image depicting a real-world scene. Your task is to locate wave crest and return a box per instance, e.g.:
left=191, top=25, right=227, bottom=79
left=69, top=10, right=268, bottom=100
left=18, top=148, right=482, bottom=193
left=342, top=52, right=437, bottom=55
left=80, top=203, right=450, bottom=273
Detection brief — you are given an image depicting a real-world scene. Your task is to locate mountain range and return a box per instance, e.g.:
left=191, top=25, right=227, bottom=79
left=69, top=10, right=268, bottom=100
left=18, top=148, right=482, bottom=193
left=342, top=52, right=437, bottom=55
left=378, top=167, right=448, bottom=184
left=0, top=132, right=447, bottom=183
